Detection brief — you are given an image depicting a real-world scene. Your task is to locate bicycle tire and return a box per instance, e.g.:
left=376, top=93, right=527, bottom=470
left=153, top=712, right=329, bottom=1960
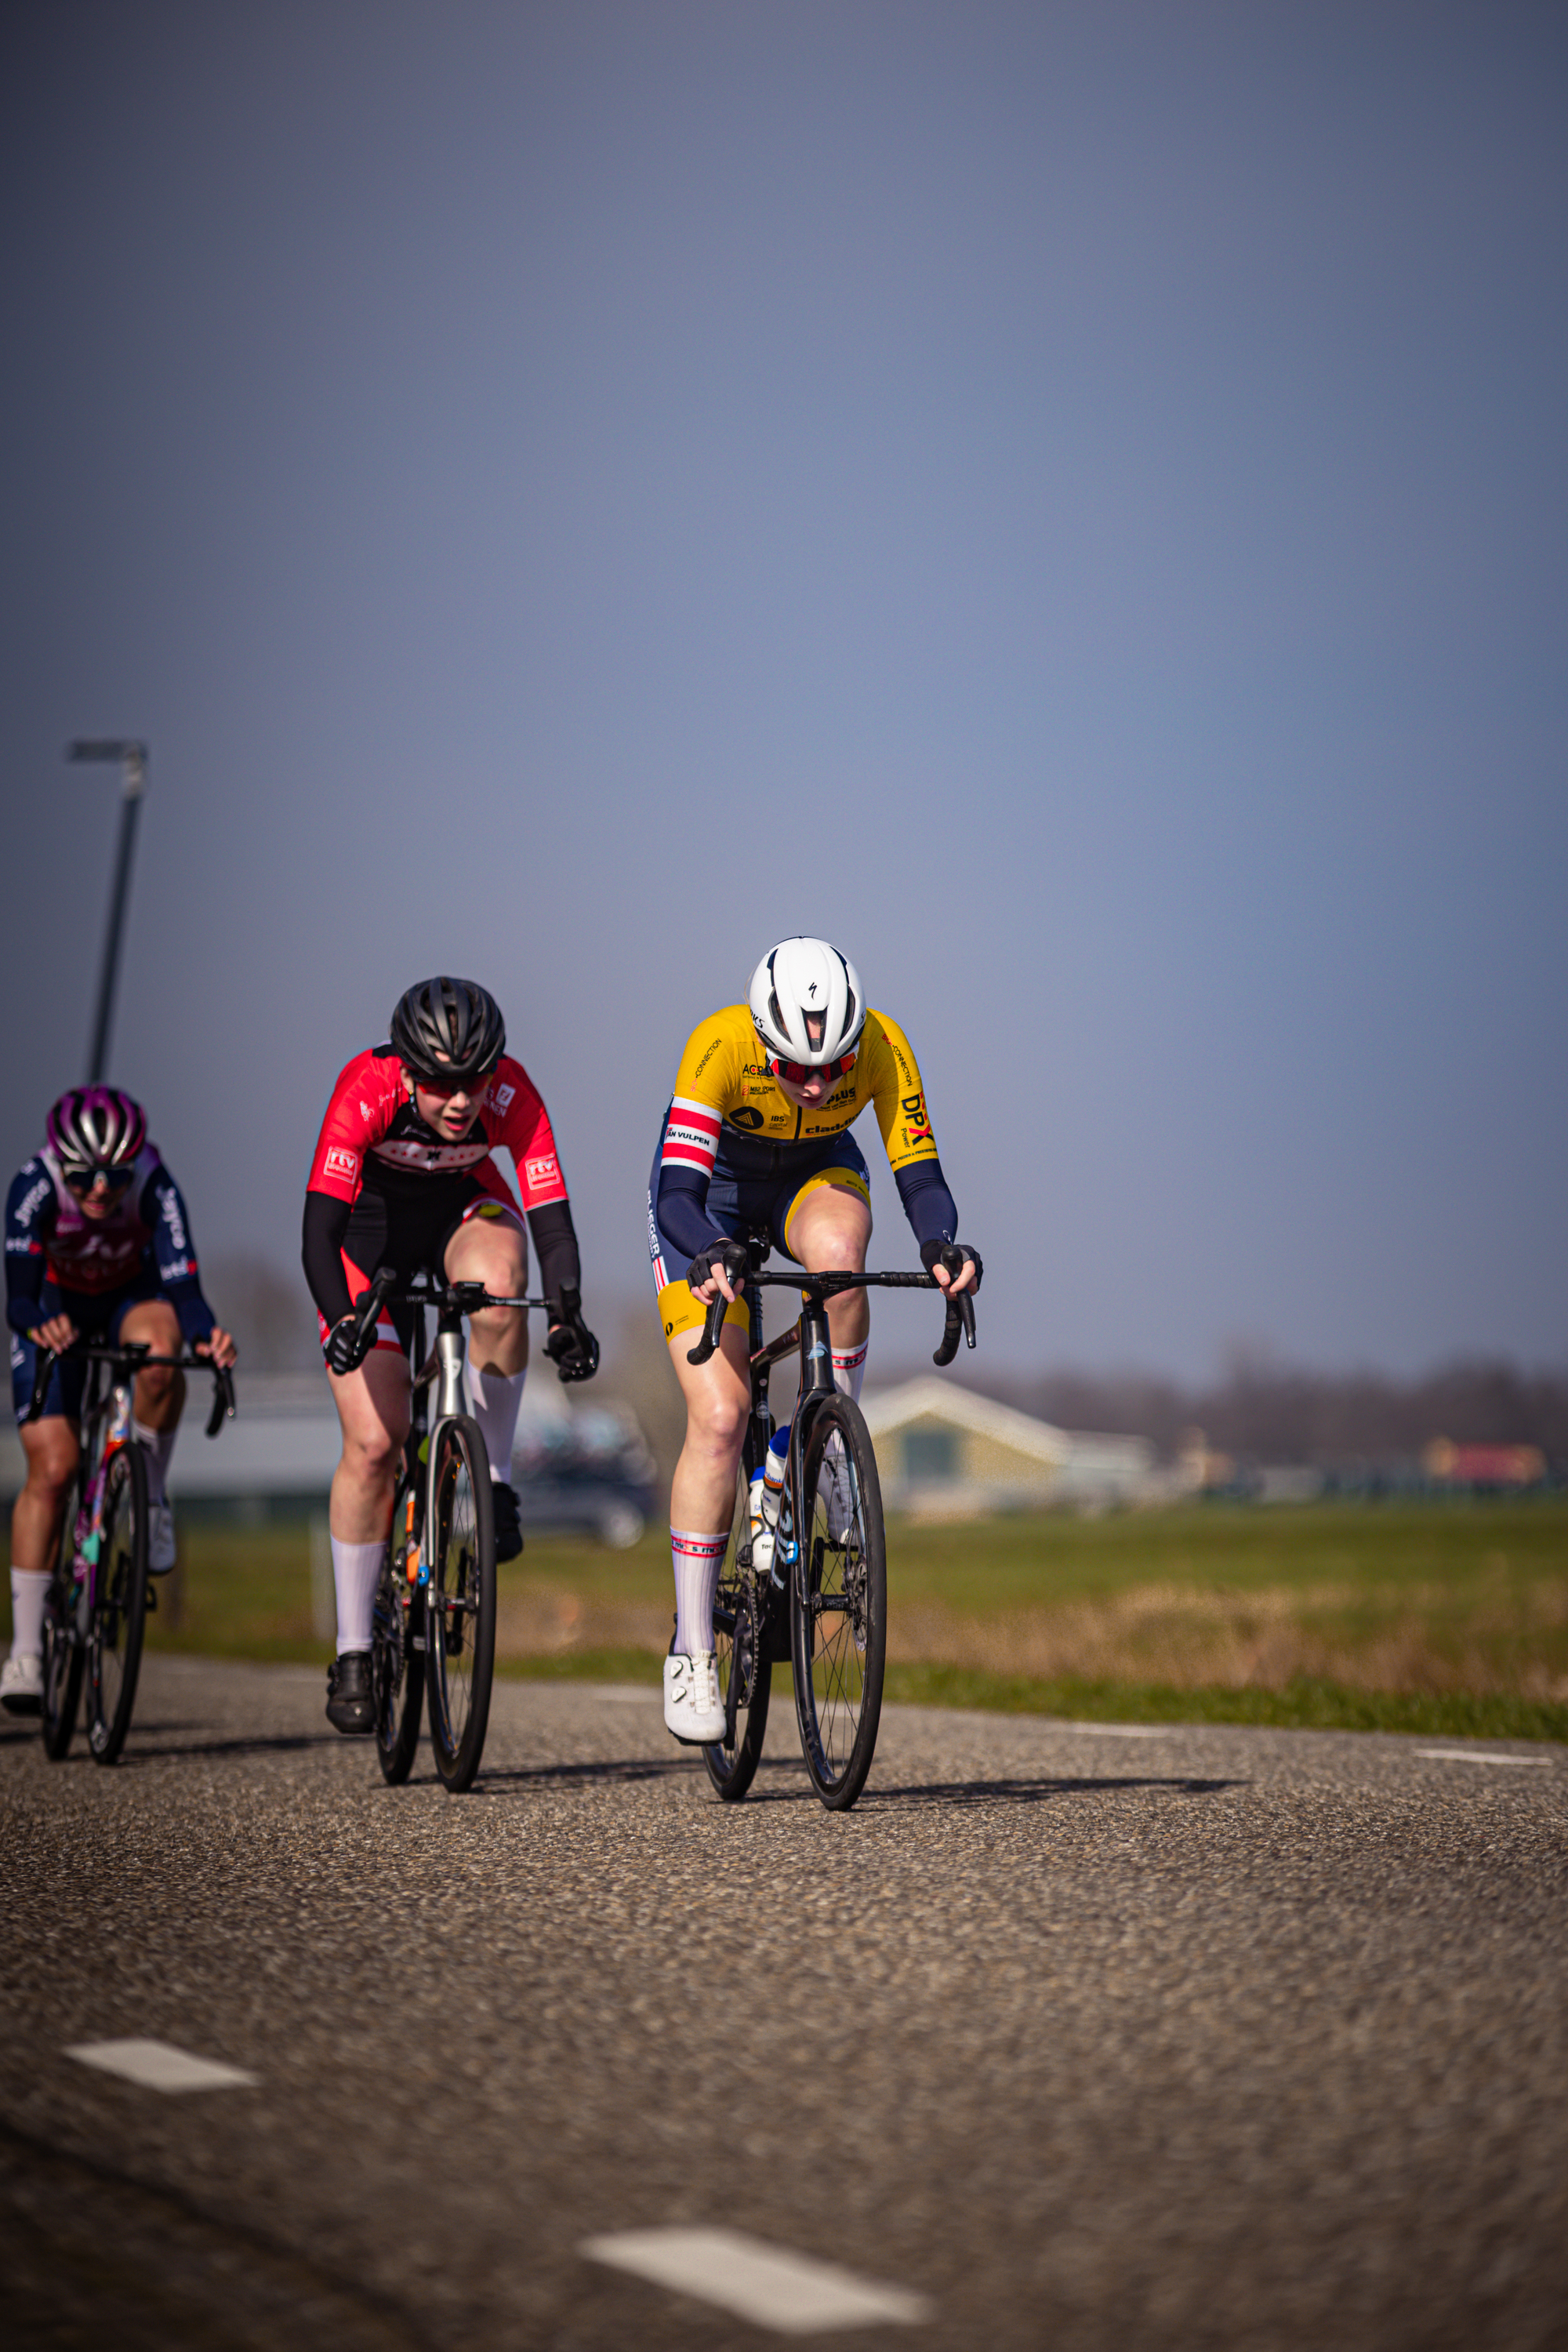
left=790, top=1394, right=887, bottom=1812
left=425, top=1415, right=496, bottom=1793
left=372, top=1535, right=425, bottom=1786
left=41, top=1568, right=85, bottom=1762
left=85, top=1442, right=150, bottom=1766
left=703, top=1461, right=773, bottom=1802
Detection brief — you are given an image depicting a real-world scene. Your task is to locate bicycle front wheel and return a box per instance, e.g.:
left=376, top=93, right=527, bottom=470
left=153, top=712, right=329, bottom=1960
left=86, top=1442, right=151, bottom=1766
left=41, top=1570, right=85, bottom=1762
left=425, top=1416, right=496, bottom=1793
left=790, top=1395, right=887, bottom=1812
left=372, top=1538, right=424, bottom=1786
left=704, top=1465, right=772, bottom=1803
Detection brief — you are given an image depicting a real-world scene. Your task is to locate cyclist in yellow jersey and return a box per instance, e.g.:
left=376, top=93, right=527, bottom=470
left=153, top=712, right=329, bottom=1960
left=648, top=937, right=980, bottom=1744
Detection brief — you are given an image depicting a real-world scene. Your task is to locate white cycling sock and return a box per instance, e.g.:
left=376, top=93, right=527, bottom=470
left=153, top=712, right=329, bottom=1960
left=331, top=1537, right=383, bottom=1655
left=132, top=1417, right=178, bottom=1505
left=671, top=1527, right=728, bottom=1657
left=832, top=1341, right=867, bottom=1403
left=9, top=1568, right=49, bottom=1662
left=467, top=1357, right=524, bottom=1485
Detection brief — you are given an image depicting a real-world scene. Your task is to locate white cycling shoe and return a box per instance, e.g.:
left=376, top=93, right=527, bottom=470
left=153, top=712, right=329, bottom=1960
left=663, top=1650, right=726, bottom=1745
left=1, top=1651, right=43, bottom=1715
left=147, top=1504, right=177, bottom=1574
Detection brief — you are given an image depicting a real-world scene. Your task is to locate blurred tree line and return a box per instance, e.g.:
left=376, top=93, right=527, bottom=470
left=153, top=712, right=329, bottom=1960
left=952, top=1355, right=1568, bottom=1467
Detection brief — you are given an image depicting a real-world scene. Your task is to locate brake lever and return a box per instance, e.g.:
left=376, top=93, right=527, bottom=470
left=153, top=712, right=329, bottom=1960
left=25, top=1345, right=61, bottom=1425
left=932, top=1287, right=977, bottom=1367
left=205, top=1364, right=236, bottom=1438
left=687, top=1290, right=729, bottom=1368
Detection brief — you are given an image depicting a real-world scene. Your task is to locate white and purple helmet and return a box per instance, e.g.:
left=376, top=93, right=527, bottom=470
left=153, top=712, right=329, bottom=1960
left=46, top=1086, right=147, bottom=1174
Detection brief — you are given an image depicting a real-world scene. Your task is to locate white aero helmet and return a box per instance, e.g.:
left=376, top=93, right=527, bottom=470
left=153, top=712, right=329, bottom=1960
left=748, top=938, right=866, bottom=1070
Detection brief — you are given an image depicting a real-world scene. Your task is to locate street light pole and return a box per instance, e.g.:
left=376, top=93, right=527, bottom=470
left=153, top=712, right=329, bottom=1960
left=69, top=739, right=148, bottom=1085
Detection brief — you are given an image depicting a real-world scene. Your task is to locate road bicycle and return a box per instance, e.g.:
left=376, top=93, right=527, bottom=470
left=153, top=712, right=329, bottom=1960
left=25, top=1339, right=235, bottom=1765
left=343, top=1268, right=554, bottom=1795
left=686, top=1236, right=976, bottom=1813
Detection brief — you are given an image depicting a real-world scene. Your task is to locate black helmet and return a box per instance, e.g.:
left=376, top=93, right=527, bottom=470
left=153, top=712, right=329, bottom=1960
left=46, top=1086, right=147, bottom=1173
left=390, top=977, right=506, bottom=1083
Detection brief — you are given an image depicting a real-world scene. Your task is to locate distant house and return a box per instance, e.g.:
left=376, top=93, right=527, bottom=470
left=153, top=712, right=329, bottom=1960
left=858, top=1379, right=1155, bottom=1516
left=1421, top=1439, right=1546, bottom=1490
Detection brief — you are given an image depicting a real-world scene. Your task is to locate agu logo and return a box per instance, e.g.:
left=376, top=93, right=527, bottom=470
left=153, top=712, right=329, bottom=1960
left=525, top=1154, right=561, bottom=1192
left=325, top=1146, right=359, bottom=1181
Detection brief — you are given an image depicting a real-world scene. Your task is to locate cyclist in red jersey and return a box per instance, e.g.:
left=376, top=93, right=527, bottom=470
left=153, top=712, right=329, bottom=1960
left=302, top=977, right=597, bottom=1734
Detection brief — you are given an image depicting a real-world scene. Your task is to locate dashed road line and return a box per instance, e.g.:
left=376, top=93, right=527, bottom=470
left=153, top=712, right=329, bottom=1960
left=1057, top=1722, right=1175, bottom=1739
left=583, top=2226, right=931, bottom=2333
left=66, top=2038, right=257, bottom=2092
left=1414, top=1749, right=1553, bottom=1768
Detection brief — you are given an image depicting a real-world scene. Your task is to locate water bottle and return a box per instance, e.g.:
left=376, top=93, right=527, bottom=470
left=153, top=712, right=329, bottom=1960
left=749, top=1425, right=789, bottom=1573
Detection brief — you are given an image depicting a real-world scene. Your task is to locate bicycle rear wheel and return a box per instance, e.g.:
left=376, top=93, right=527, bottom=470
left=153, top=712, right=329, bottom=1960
left=41, top=1568, right=85, bottom=1762
left=703, top=1464, right=773, bottom=1802
left=790, top=1395, right=887, bottom=1812
left=425, top=1416, right=496, bottom=1793
left=372, top=1535, right=424, bottom=1786
left=85, top=1442, right=151, bottom=1766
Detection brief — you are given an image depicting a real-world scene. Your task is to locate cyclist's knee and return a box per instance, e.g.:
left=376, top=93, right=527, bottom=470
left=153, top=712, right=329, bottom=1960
left=341, top=1424, right=403, bottom=1486
left=21, top=1421, right=78, bottom=1499
left=687, top=1387, right=748, bottom=1459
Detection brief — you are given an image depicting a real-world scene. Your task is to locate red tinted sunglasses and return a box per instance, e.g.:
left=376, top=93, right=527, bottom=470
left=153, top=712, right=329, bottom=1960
left=767, top=1049, right=857, bottom=1087
left=63, top=1164, right=136, bottom=1198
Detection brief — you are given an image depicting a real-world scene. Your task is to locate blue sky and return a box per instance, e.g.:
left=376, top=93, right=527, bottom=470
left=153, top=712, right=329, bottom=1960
left=4, top=2, right=1564, bottom=1377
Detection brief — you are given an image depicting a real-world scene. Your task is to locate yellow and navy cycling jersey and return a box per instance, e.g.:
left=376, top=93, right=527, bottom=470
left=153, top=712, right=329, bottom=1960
left=651, top=1004, right=959, bottom=1280
left=663, top=1004, right=938, bottom=1181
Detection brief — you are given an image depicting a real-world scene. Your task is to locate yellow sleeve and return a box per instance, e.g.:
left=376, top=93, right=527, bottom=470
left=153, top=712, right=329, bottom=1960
left=864, top=1011, right=939, bottom=1173
left=670, top=1005, right=749, bottom=1115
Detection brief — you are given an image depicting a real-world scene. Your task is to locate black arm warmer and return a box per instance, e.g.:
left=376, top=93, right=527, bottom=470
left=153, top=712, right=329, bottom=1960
left=894, top=1157, right=960, bottom=1254
left=302, top=1189, right=354, bottom=1328
left=5, top=1248, right=45, bottom=1338
left=527, top=1199, right=582, bottom=1306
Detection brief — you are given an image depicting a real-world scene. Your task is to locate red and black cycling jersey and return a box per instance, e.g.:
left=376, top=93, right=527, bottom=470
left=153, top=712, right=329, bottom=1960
left=301, top=1044, right=581, bottom=1329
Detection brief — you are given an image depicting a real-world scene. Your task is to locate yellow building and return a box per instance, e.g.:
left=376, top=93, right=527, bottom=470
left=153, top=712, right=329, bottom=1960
left=858, top=1379, right=1155, bottom=1517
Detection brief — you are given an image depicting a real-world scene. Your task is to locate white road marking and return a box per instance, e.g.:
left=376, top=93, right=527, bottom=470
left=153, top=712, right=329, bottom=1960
left=1057, top=1722, right=1174, bottom=1738
left=583, top=2226, right=931, bottom=2333
left=66, top=2038, right=257, bottom=2092
left=1414, top=1749, right=1553, bottom=1768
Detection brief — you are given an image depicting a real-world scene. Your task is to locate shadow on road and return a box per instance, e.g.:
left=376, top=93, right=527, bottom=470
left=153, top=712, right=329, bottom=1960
left=866, top=1773, right=1242, bottom=1806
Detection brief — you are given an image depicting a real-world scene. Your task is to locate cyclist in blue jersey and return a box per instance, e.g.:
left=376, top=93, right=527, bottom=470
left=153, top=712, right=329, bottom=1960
left=4, top=1088, right=236, bottom=1715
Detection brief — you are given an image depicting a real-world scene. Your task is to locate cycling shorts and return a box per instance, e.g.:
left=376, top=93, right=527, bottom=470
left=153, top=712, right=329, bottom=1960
left=646, top=1128, right=872, bottom=1346
left=318, top=1175, right=526, bottom=1359
left=9, top=1270, right=165, bottom=1424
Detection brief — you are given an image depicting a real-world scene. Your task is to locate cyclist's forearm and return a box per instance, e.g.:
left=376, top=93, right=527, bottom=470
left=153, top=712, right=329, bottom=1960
left=5, top=1259, right=45, bottom=1338
left=302, top=1189, right=355, bottom=1327
left=893, top=1158, right=959, bottom=1254
left=655, top=1164, right=728, bottom=1261
left=526, top=1199, right=582, bottom=1304
left=162, top=1277, right=216, bottom=1347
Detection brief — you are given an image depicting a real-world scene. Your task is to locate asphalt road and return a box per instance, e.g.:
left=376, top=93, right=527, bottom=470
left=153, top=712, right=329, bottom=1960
left=2, top=1655, right=1564, bottom=2351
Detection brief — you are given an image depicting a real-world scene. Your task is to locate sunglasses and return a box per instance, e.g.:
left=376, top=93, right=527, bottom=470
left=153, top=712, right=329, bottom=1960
left=417, top=1067, right=497, bottom=1102
left=766, top=1049, right=857, bottom=1087
left=64, top=1165, right=136, bottom=1198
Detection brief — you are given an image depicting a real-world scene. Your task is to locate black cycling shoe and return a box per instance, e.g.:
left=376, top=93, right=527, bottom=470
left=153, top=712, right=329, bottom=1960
left=492, top=1479, right=524, bottom=1563
left=325, top=1650, right=375, bottom=1735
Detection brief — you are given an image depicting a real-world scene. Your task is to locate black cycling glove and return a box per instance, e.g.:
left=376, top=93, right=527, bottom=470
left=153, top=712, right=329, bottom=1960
left=920, top=1240, right=983, bottom=1291
left=686, top=1240, right=749, bottom=1292
left=324, top=1312, right=373, bottom=1376
left=543, top=1286, right=600, bottom=1384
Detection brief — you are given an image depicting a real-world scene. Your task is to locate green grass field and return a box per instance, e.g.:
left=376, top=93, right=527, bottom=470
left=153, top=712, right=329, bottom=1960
left=7, top=1500, right=1566, bottom=1740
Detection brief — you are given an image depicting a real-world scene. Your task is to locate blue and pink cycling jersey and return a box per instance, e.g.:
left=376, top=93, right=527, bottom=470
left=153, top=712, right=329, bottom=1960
left=5, top=1142, right=216, bottom=1419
